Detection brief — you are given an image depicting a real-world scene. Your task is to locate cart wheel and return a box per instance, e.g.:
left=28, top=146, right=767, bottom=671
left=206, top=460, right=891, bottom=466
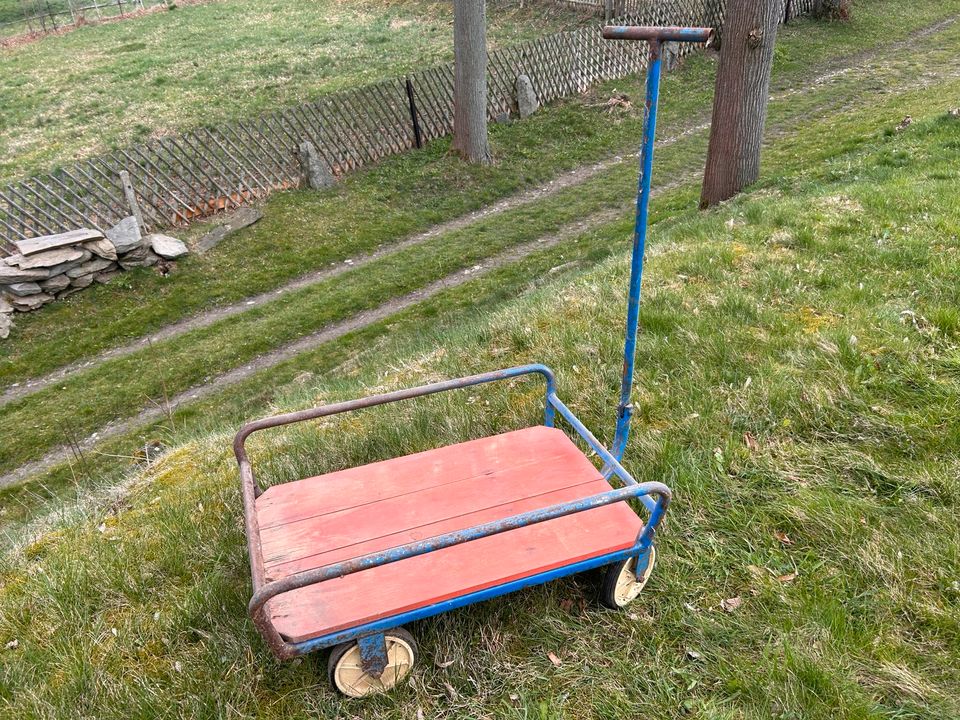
left=327, top=628, right=417, bottom=697
left=601, top=546, right=656, bottom=609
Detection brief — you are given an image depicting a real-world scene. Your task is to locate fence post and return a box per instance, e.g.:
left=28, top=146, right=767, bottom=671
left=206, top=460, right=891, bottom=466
left=46, top=0, right=58, bottom=29
left=405, top=77, right=423, bottom=149
left=604, top=0, right=613, bottom=23
left=119, top=170, right=145, bottom=232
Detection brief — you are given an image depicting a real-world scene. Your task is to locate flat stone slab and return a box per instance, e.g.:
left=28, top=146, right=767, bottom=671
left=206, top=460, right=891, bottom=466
left=119, top=251, right=159, bottom=270
left=39, top=274, right=71, bottom=292
left=149, top=233, right=188, bottom=259
left=45, top=250, right=92, bottom=277
left=11, top=292, right=53, bottom=310
left=106, top=216, right=143, bottom=254
left=9, top=246, right=86, bottom=270
left=0, top=262, right=49, bottom=284
left=5, top=281, right=43, bottom=296
left=197, top=207, right=263, bottom=254
left=70, top=274, right=95, bottom=289
left=13, top=229, right=103, bottom=256
left=83, top=237, right=118, bottom=261
left=66, top=257, right=115, bottom=278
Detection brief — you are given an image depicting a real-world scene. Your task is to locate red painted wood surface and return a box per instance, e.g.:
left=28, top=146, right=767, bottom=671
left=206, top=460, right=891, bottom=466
left=255, top=426, right=642, bottom=642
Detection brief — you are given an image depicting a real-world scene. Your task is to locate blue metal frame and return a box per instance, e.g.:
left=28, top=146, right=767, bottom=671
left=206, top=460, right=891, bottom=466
left=607, top=24, right=713, bottom=467
left=234, top=25, right=713, bottom=664
left=295, top=544, right=655, bottom=655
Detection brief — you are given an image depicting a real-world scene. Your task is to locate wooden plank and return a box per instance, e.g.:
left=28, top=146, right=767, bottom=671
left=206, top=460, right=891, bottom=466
left=264, top=478, right=603, bottom=580
left=259, top=451, right=596, bottom=570
left=14, top=228, right=103, bottom=255
left=256, top=426, right=574, bottom=529
left=266, top=481, right=641, bottom=641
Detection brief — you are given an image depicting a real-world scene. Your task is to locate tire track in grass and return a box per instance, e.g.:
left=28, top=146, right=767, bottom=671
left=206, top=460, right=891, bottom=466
left=0, top=197, right=650, bottom=490
left=0, top=155, right=636, bottom=407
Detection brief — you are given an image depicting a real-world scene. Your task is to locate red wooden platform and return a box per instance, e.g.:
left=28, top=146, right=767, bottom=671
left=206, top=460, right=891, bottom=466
left=255, top=425, right=642, bottom=642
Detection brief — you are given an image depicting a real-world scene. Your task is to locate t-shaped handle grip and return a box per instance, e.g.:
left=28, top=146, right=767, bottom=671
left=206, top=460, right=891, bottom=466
left=602, top=25, right=713, bottom=44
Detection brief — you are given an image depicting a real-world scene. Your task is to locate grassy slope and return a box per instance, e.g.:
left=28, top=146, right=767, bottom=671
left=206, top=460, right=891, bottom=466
left=1, top=1, right=956, bottom=480
left=0, top=100, right=958, bottom=718
left=3, top=0, right=952, bottom=385
left=0, top=0, right=588, bottom=180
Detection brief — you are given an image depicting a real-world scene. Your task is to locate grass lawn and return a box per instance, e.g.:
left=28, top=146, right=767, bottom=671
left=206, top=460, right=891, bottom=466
left=0, top=94, right=958, bottom=717
left=1, top=0, right=958, bottom=513
left=0, top=0, right=951, bottom=386
left=0, top=0, right=590, bottom=181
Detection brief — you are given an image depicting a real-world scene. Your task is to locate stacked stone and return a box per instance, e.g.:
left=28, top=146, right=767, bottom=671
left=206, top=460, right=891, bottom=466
left=0, top=217, right=187, bottom=339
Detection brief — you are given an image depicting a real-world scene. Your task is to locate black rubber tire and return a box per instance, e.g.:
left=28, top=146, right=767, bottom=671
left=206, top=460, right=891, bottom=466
left=327, top=627, right=417, bottom=696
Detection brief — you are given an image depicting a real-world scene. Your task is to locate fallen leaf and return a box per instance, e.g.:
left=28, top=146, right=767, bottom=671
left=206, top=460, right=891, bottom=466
left=559, top=598, right=574, bottom=612
left=443, top=682, right=458, bottom=701
left=774, top=530, right=795, bottom=546
left=777, top=572, right=798, bottom=583
left=720, top=596, right=743, bottom=612
left=743, top=432, right=759, bottom=452
left=5, top=639, right=18, bottom=650
left=895, top=115, right=913, bottom=132
left=509, top=693, right=520, bottom=703
left=434, top=658, right=455, bottom=669
left=686, top=648, right=703, bottom=661
left=547, top=651, right=563, bottom=667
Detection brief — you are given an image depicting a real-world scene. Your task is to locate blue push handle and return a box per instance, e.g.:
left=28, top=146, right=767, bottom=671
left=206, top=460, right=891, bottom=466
left=602, top=25, right=713, bottom=44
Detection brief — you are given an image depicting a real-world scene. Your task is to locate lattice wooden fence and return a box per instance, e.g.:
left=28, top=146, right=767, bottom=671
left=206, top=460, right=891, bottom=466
left=0, top=0, right=815, bottom=253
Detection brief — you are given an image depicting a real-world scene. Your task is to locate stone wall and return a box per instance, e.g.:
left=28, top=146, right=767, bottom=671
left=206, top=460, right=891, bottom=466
left=0, top=217, right=186, bottom=339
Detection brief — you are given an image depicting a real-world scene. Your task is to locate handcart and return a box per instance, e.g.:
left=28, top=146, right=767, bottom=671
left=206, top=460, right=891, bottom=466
left=234, top=25, right=713, bottom=697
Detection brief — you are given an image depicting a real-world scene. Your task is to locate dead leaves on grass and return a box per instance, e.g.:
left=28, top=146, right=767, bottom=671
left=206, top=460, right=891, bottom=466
left=774, top=530, right=795, bottom=546
left=720, top=596, right=743, bottom=612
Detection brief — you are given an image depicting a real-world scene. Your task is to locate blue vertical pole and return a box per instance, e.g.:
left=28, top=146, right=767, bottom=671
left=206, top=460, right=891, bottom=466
left=611, top=41, right=663, bottom=463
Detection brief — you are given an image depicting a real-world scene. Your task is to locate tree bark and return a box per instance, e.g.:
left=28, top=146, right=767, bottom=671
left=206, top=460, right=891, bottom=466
left=452, top=0, right=492, bottom=165
left=700, top=0, right=784, bottom=209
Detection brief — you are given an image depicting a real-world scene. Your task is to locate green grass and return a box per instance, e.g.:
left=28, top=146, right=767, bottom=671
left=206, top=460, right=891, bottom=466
left=0, top=0, right=590, bottom=180
left=1, top=1, right=959, bottom=479
left=1, top=0, right=951, bottom=384
left=1, top=98, right=959, bottom=718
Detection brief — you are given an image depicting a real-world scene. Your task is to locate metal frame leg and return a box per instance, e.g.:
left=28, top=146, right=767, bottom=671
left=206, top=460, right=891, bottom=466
left=357, top=633, right=388, bottom=676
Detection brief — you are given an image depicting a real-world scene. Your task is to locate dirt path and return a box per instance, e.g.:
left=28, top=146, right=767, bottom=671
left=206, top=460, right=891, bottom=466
left=1, top=14, right=957, bottom=489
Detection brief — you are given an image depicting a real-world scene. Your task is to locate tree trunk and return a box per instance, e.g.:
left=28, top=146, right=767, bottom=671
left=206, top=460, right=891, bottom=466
left=700, top=0, right=784, bottom=209
left=452, top=0, right=492, bottom=165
